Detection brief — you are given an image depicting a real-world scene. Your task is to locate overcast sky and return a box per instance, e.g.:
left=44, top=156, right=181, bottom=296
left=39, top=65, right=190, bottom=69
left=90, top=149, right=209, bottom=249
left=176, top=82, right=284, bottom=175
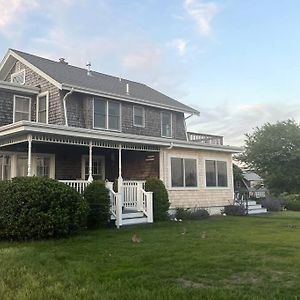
left=0, top=0, right=299, bottom=146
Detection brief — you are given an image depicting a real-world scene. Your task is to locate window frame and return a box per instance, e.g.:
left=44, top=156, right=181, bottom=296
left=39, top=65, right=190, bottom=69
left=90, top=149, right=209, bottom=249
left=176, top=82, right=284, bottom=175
left=10, top=69, right=25, bottom=85
left=13, top=95, right=31, bottom=123
left=36, top=91, right=49, bottom=124
left=81, top=155, right=105, bottom=180
left=161, top=111, right=173, bottom=138
left=204, top=158, right=229, bottom=189
left=93, top=98, right=121, bottom=131
left=169, top=155, right=199, bottom=190
left=133, top=106, right=145, bottom=127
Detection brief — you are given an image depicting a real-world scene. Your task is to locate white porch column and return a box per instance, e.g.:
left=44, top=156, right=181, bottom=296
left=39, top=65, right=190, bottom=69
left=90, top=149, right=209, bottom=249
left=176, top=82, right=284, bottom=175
left=27, top=134, right=32, bottom=176
left=88, top=141, right=93, bottom=182
left=118, top=144, right=123, bottom=191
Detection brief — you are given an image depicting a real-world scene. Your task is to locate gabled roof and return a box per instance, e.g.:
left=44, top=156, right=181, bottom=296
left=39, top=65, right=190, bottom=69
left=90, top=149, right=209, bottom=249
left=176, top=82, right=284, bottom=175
left=0, top=49, right=199, bottom=115
left=243, top=172, right=263, bottom=182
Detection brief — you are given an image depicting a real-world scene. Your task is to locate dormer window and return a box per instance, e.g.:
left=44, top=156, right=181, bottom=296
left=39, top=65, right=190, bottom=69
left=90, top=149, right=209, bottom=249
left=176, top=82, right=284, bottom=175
left=11, top=70, right=25, bottom=85
left=161, top=111, right=172, bottom=138
left=133, top=106, right=145, bottom=127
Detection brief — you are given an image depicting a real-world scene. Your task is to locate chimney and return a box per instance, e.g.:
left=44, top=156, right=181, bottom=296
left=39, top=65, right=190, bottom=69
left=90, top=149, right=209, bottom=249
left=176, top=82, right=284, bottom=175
left=86, top=61, right=92, bottom=76
left=59, top=58, right=68, bottom=64
left=126, top=83, right=130, bottom=95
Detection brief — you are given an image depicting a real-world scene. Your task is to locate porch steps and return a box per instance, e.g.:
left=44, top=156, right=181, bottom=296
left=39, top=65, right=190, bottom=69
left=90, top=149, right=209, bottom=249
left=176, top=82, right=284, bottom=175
left=246, top=200, right=267, bottom=215
left=122, top=216, right=148, bottom=226
left=121, top=210, right=148, bottom=225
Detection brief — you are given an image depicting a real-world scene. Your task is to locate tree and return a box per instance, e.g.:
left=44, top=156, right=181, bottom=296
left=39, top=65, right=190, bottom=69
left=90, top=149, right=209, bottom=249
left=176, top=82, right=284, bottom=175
left=238, top=120, right=300, bottom=195
left=233, top=163, right=244, bottom=185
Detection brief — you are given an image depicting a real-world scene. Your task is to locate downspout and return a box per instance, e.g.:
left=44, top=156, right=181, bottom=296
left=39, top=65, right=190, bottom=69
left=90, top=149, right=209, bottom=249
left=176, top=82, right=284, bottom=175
left=63, top=88, right=74, bottom=126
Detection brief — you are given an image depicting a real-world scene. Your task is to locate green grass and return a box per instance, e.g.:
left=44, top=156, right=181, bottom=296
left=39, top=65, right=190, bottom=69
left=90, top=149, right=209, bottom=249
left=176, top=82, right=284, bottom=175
left=2, top=212, right=300, bottom=299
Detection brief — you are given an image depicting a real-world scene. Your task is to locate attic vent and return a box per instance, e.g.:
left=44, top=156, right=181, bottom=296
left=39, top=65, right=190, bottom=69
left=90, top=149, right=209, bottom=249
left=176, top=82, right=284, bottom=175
left=86, top=62, right=92, bottom=76
left=59, top=58, right=68, bottom=64
left=126, top=83, right=130, bottom=95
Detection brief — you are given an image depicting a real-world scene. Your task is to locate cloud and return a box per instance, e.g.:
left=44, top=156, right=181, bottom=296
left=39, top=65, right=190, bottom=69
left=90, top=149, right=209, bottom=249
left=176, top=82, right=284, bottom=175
left=186, top=102, right=300, bottom=146
left=184, top=0, right=219, bottom=36
left=172, top=39, right=188, bottom=56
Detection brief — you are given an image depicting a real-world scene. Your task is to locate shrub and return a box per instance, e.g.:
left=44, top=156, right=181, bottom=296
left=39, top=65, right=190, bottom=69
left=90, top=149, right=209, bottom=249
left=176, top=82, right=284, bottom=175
left=83, top=180, right=110, bottom=228
left=0, top=177, right=88, bottom=241
left=224, top=205, right=246, bottom=216
left=260, top=198, right=282, bottom=211
left=282, top=194, right=300, bottom=211
left=175, top=208, right=209, bottom=220
left=145, top=177, right=170, bottom=221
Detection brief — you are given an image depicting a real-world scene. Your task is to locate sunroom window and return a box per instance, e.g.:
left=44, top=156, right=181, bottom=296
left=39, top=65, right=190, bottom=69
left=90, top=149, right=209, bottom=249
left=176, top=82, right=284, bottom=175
left=205, top=160, right=228, bottom=187
left=13, top=95, right=31, bottom=122
left=171, top=157, right=197, bottom=188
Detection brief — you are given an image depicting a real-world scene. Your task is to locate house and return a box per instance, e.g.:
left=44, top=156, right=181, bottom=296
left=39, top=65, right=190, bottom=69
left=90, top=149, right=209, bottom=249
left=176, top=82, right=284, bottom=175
left=0, top=49, right=241, bottom=227
left=235, top=172, right=267, bottom=199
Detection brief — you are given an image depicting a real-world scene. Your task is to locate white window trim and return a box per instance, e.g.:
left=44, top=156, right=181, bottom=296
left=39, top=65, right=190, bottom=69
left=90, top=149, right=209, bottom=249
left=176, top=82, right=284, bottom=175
left=81, top=155, right=105, bottom=180
left=36, top=91, right=49, bottom=124
left=10, top=69, right=25, bottom=85
left=13, top=95, right=31, bottom=123
left=93, top=98, right=122, bottom=132
left=203, top=157, right=230, bottom=189
left=133, top=106, right=145, bottom=127
left=161, top=111, right=173, bottom=138
left=0, top=151, right=55, bottom=179
left=168, top=154, right=199, bottom=190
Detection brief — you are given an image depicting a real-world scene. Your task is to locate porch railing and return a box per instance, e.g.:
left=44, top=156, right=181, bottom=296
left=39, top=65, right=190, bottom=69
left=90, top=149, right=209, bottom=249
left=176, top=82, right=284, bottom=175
left=187, top=132, right=223, bottom=145
left=122, top=180, right=145, bottom=210
left=59, top=180, right=90, bottom=194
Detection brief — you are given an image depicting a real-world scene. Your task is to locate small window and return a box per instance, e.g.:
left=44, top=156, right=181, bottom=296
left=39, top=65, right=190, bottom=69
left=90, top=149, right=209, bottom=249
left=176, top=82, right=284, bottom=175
left=13, top=95, right=31, bottom=122
left=0, top=155, right=11, bottom=180
left=205, top=160, right=228, bottom=187
left=37, top=92, right=48, bottom=123
left=94, top=98, right=121, bottom=130
left=36, top=157, right=50, bottom=177
left=171, top=157, right=197, bottom=188
left=17, top=156, right=28, bottom=177
left=11, top=70, right=25, bottom=85
left=161, top=112, right=172, bottom=137
left=133, top=106, right=145, bottom=127
left=84, top=156, right=105, bottom=180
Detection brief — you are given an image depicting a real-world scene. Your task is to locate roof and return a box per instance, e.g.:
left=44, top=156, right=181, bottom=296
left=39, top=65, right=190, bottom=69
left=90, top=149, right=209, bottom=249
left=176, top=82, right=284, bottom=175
left=1, top=49, right=199, bottom=115
left=243, top=172, right=263, bottom=182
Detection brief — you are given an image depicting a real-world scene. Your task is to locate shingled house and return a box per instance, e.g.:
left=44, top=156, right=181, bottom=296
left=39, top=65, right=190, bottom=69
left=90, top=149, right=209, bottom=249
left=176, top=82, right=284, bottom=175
left=0, top=49, right=240, bottom=226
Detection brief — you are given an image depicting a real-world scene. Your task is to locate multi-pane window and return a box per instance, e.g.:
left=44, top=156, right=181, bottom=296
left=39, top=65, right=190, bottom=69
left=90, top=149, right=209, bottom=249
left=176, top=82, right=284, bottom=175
left=17, top=156, right=28, bottom=177
left=36, top=157, right=50, bottom=177
left=84, top=156, right=105, bottom=180
left=37, top=93, right=48, bottom=123
left=171, top=157, right=197, bottom=188
left=161, top=112, right=172, bottom=137
left=133, top=106, right=144, bottom=127
left=14, top=95, right=31, bottom=122
left=11, top=70, right=25, bottom=85
left=94, top=98, right=120, bottom=130
left=0, top=155, right=11, bottom=180
left=205, top=160, right=228, bottom=187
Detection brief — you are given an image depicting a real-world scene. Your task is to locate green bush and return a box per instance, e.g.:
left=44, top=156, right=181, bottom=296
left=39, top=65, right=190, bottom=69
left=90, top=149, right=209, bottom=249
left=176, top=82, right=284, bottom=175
left=282, top=194, right=300, bottom=211
left=145, top=177, right=170, bottom=221
left=175, top=208, right=209, bottom=220
left=0, top=177, right=88, bottom=241
left=83, top=181, right=110, bottom=228
left=224, top=205, right=246, bottom=216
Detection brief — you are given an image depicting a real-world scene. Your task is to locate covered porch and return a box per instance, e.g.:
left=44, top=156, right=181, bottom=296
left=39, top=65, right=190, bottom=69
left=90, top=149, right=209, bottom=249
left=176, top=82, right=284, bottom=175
left=0, top=130, right=159, bottom=227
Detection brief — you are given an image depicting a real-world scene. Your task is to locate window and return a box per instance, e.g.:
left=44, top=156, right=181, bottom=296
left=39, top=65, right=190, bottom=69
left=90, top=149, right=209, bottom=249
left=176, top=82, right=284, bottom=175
left=0, top=155, right=11, bottom=180
left=133, top=106, right=145, bottom=127
left=83, top=156, right=105, bottom=180
left=37, top=92, right=48, bottom=123
left=171, top=157, right=197, bottom=188
left=205, top=160, right=228, bottom=187
left=161, top=112, right=172, bottom=137
left=11, top=70, right=25, bottom=85
left=13, top=95, right=31, bottom=122
left=17, top=156, right=28, bottom=177
left=94, top=98, right=121, bottom=130
left=36, top=157, right=50, bottom=177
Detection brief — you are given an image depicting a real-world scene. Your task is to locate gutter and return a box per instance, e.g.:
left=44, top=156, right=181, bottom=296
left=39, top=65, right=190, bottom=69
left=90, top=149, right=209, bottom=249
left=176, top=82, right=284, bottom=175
left=62, top=88, right=74, bottom=126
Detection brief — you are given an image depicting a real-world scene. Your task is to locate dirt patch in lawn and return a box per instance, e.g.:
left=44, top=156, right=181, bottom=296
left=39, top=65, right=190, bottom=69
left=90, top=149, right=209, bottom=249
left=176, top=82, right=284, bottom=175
left=176, top=278, right=212, bottom=289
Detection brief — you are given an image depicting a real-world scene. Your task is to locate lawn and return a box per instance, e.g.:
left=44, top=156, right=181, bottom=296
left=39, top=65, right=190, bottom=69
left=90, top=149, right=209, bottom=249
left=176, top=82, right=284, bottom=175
left=1, top=212, right=300, bottom=300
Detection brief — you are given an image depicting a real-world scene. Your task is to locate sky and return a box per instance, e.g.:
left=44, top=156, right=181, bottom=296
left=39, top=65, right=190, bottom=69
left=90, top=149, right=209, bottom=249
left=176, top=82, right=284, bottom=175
left=0, top=0, right=299, bottom=146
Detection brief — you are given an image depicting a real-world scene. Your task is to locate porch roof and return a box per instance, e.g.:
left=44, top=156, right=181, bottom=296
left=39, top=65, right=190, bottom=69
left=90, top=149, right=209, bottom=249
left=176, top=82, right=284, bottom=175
left=0, top=121, right=242, bottom=153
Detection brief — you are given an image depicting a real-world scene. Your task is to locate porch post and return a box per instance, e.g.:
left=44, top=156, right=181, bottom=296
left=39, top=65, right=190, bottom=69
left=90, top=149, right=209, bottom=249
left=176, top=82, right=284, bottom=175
left=118, top=144, right=123, bottom=192
left=27, top=134, right=32, bottom=176
left=88, top=141, right=93, bottom=182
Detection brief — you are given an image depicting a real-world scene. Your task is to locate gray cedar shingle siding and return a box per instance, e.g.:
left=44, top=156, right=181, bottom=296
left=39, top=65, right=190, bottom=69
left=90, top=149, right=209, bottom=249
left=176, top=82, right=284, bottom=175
left=5, top=61, right=64, bottom=125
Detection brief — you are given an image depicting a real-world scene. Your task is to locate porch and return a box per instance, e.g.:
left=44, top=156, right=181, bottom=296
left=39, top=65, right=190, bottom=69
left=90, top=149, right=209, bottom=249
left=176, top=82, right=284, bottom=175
left=0, top=132, right=159, bottom=227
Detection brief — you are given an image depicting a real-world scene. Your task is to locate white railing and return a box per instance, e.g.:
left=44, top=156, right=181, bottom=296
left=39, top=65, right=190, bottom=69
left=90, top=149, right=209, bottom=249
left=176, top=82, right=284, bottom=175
left=105, top=181, right=122, bottom=228
left=187, top=132, right=223, bottom=145
left=141, top=189, right=153, bottom=223
left=122, top=180, right=145, bottom=210
left=59, top=180, right=90, bottom=194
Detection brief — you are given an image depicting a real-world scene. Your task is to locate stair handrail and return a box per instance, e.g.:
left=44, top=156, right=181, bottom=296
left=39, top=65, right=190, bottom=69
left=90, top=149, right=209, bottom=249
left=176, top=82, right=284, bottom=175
left=141, top=188, right=153, bottom=223
left=105, top=181, right=122, bottom=228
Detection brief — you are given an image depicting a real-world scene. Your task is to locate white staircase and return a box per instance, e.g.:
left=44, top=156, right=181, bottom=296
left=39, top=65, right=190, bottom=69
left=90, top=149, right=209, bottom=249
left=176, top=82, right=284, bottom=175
left=246, top=200, right=268, bottom=215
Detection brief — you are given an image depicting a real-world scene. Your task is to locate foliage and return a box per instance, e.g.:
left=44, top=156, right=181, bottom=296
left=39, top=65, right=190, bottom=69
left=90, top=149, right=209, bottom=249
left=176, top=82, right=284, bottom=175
left=260, top=198, right=283, bottom=212
left=282, top=193, right=300, bottom=211
left=83, top=181, right=110, bottom=228
left=145, top=177, right=170, bottom=221
left=175, top=208, right=209, bottom=220
left=238, top=120, right=300, bottom=195
left=224, top=205, right=246, bottom=216
left=0, top=177, right=88, bottom=241
left=233, top=163, right=244, bottom=185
